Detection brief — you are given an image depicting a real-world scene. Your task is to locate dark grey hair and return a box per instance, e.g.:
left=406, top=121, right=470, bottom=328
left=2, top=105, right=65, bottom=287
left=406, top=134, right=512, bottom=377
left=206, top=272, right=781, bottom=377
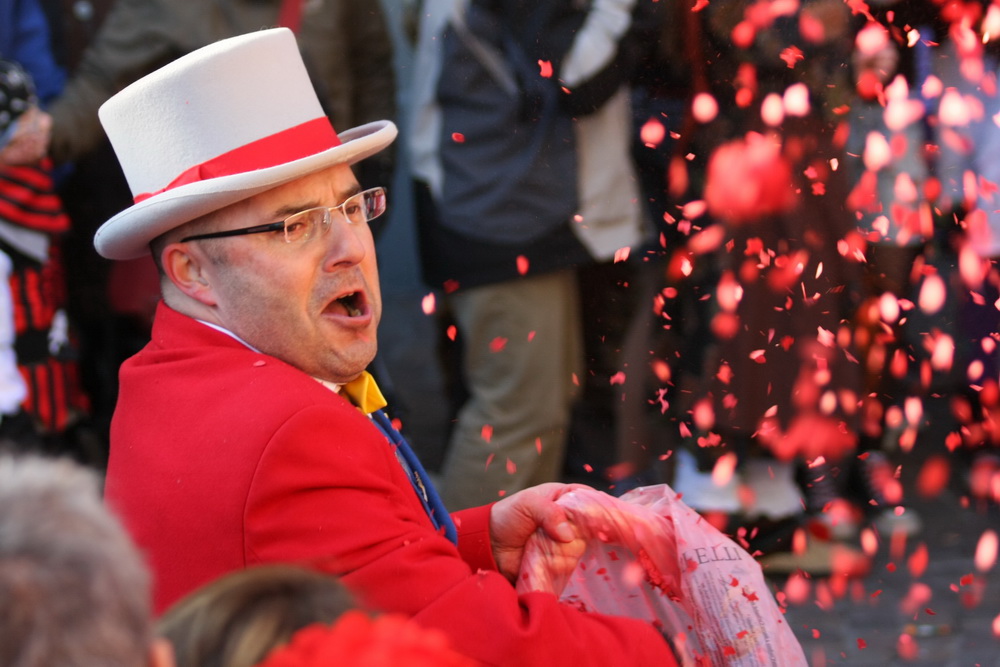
left=0, top=455, right=153, bottom=667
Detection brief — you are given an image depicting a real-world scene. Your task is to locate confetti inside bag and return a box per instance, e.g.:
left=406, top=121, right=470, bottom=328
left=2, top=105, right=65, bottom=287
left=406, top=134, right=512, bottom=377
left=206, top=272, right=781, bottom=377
left=517, top=485, right=807, bottom=666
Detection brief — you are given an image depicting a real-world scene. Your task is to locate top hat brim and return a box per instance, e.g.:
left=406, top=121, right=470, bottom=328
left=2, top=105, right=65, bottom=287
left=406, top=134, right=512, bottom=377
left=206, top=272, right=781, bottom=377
left=94, top=120, right=397, bottom=260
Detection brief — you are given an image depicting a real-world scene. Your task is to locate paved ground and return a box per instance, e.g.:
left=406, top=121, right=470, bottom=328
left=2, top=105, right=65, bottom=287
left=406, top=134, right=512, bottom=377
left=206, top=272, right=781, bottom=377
left=781, top=485, right=1000, bottom=666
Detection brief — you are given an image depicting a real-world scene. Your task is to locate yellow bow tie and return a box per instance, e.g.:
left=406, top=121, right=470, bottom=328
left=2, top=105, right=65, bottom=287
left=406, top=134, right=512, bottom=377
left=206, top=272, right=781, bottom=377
left=342, top=371, right=388, bottom=414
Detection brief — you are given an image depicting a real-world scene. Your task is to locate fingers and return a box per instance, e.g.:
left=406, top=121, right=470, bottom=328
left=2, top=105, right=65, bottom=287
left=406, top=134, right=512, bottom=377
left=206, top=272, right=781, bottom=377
left=0, top=108, right=51, bottom=165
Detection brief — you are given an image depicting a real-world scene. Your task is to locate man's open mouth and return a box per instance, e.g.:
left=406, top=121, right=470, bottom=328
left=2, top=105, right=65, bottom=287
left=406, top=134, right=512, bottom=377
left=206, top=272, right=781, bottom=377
left=332, top=292, right=363, bottom=317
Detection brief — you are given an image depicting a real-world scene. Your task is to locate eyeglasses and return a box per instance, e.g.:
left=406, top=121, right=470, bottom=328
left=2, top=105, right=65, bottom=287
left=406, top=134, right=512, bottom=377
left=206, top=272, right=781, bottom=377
left=180, top=187, right=387, bottom=244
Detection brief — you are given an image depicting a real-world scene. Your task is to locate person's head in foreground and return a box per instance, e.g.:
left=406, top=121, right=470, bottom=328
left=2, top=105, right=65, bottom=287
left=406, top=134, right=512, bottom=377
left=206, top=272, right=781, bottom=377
left=158, top=564, right=357, bottom=667
left=0, top=454, right=171, bottom=667
left=159, top=564, right=476, bottom=667
left=94, top=27, right=396, bottom=384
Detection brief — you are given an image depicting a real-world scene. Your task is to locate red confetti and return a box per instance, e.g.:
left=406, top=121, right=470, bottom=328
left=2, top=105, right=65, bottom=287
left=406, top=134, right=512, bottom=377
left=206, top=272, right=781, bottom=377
left=897, top=634, right=919, bottom=660
left=451, top=132, right=465, bottom=143
left=731, top=20, right=756, bottom=49
left=908, top=544, right=929, bottom=578
left=692, top=92, right=719, bottom=123
left=779, top=45, right=805, bottom=68
left=916, top=455, right=950, bottom=498
left=799, top=8, right=827, bottom=44
left=421, top=292, right=436, bottom=315
left=516, top=255, right=530, bottom=275
left=506, top=458, right=517, bottom=474
left=705, top=133, right=796, bottom=225
left=481, top=425, right=493, bottom=443
left=489, top=337, right=508, bottom=353
left=857, top=638, right=867, bottom=649
left=640, top=118, right=665, bottom=148
left=537, top=59, right=553, bottom=78
left=976, top=530, right=998, bottom=572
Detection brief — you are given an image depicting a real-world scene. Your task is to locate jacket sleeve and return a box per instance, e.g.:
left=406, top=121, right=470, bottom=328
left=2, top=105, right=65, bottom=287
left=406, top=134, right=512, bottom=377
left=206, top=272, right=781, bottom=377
left=9, top=0, right=66, bottom=103
left=557, top=0, right=659, bottom=116
left=46, top=0, right=180, bottom=163
left=244, top=404, right=678, bottom=667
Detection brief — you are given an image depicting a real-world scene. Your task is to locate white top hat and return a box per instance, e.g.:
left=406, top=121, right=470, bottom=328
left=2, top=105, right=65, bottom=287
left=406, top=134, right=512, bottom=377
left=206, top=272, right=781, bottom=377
left=94, top=27, right=397, bottom=260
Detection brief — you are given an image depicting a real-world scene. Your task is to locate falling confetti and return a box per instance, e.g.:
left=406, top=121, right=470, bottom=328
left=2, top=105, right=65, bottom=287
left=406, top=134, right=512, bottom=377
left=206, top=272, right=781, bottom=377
left=915, top=456, right=950, bottom=498
left=761, top=93, right=785, bottom=126
left=918, top=273, right=947, bottom=314
left=692, top=92, right=719, bottom=123
left=421, top=292, right=436, bottom=315
left=640, top=118, right=666, bottom=148
left=975, top=530, right=998, bottom=573
left=907, top=543, right=929, bottom=578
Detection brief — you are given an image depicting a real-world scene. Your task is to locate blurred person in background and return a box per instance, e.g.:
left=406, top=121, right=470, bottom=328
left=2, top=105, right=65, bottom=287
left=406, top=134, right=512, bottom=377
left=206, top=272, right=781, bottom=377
left=0, top=0, right=94, bottom=464
left=409, top=0, right=661, bottom=509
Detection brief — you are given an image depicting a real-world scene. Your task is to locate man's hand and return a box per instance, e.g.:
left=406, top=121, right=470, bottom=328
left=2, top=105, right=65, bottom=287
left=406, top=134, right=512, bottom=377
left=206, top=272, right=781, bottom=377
left=489, top=482, right=588, bottom=583
left=0, top=107, right=51, bottom=165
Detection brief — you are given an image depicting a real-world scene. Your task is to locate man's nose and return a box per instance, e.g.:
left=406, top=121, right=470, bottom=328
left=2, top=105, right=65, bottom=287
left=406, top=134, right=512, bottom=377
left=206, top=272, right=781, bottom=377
left=321, top=212, right=368, bottom=269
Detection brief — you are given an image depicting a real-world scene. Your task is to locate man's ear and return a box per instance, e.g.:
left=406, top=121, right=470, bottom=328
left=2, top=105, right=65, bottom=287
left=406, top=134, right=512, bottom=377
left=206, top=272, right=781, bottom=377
left=148, top=638, right=176, bottom=667
left=160, top=243, right=218, bottom=307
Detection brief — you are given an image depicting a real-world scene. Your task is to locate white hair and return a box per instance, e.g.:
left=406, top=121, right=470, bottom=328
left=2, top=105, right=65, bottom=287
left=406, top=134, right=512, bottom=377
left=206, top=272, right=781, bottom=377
left=0, top=454, right=152, bottom=666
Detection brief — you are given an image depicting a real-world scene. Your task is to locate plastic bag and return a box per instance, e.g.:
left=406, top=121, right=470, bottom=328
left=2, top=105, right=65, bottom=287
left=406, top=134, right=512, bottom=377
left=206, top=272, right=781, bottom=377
left=517, top=485, right=807, bottom=666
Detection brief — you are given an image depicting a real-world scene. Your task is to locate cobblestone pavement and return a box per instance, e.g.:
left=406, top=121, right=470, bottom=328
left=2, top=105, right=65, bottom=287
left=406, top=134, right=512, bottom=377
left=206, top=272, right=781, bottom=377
left=781, top=489, right=999, bottom=666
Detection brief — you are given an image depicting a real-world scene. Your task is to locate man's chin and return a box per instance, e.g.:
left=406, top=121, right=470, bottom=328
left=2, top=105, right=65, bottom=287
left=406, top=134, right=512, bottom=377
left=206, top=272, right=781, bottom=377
left=315, top=346, right=378, bottom=385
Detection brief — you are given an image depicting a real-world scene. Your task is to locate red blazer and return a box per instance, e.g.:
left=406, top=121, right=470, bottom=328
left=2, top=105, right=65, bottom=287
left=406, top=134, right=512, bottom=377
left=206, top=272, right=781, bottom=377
left=104, top=303, right=677, bottom=666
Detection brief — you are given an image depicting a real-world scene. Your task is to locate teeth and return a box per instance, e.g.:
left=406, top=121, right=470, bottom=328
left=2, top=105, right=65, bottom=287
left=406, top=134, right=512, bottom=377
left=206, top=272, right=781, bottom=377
left=338, top=293, right=361, bottom=317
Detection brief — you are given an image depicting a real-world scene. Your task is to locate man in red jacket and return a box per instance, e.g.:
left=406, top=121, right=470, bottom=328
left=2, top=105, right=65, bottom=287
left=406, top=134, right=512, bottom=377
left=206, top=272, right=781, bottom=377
left=94, top=28, right=677, bottom=666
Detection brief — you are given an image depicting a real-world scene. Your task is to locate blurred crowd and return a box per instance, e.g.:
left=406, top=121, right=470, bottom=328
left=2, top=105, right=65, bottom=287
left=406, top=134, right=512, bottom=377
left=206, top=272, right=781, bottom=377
left=3, top=0, right=1000, bottom=662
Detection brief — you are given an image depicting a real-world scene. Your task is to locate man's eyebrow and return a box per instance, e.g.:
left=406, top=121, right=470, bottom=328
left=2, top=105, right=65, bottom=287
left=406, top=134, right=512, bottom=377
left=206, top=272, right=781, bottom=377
left=269, top=185, right=364, bottom=219
left=272, top=202, right=319, bottom=219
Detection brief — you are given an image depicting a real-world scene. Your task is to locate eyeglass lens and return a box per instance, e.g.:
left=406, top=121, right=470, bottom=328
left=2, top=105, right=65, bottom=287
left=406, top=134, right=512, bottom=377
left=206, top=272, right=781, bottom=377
left=281, top=188, right=386, bottom=243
